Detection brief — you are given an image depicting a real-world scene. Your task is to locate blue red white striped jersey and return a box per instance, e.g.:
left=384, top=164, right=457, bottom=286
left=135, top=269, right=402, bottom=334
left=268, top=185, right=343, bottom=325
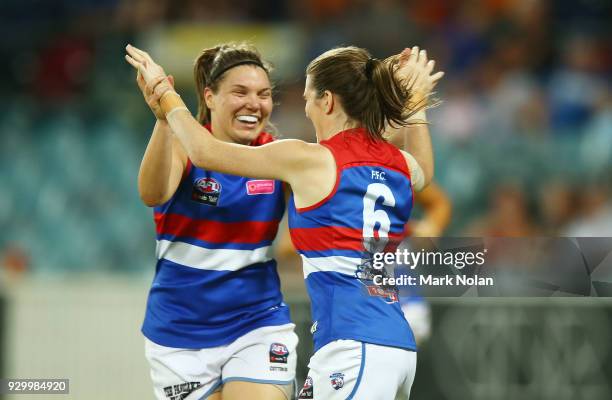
left=288, top=128, right=417, bottom=352
left=142, top=132, right=291, bottom=349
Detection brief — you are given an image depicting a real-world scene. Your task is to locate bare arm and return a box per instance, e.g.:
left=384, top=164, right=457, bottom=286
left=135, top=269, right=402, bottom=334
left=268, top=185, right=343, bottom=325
left=125, top=44, right=343, bottom=208
left=412, top=181, right=452, bottom=236
left=387, top=110, right=433, bottom=190
left=165, top=110, right=334, bottom=208
left=385, top=47, right=443, bottom=189
left=138, top=120, right=187, bottom=206
left=134, top=71, right=187, bottom=207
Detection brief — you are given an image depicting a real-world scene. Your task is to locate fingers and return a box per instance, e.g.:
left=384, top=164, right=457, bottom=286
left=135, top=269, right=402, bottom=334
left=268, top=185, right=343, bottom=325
left=409, top=46, right=419, bottom=64
left=398, top=48, right=411, bottom=63
left=125, top=54, right=141, bottom=69
left=145, top=76, right=167, bottom=97
left=136, top=71, right=146, bottom=91
left=167, top=75, right=175, bottom=87
left=418, top=49, right=427, bottom=68
left=431, top=71, right=445, bottom=83
left=126, top=44, right=152, bottom=64
left=426, top=59, right=435, bottom=74
left=152, top=80, right=173, bottom=99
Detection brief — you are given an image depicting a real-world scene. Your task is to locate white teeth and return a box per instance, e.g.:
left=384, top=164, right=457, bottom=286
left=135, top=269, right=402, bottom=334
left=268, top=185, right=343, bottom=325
left=237, top=115, right=258, bottom=123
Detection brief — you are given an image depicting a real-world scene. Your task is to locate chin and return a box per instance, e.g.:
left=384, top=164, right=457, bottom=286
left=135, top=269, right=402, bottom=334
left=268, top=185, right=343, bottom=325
left=235, top=126, right=261, bottom=143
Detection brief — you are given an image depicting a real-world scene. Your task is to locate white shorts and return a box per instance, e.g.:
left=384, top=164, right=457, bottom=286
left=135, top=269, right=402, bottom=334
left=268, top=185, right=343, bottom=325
left=145, top=323, right=298, bottom=400
left=298, top=340, right=416, bottom=400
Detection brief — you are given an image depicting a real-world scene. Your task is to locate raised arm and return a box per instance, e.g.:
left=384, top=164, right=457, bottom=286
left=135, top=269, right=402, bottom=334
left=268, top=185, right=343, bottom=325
left=385, top=46, right=443, bottom=190
left=135, top=73, right=188, bottom=206
left=125, top=45, right=331, bottom=203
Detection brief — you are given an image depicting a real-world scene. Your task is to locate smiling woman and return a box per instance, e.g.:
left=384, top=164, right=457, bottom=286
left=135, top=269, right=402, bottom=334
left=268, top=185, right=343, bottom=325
left=193, top=44, right=274, bottom=144
left=134, top=42, right=298, bottom=400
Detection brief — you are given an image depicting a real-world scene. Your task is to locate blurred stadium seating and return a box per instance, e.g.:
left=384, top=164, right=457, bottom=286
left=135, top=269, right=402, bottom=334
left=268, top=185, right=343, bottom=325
left=0, top=1, right=610, bottom=399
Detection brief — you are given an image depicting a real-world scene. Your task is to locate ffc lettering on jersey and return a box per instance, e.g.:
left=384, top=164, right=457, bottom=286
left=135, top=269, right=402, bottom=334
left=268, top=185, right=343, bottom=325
left=192, top=177, right=221, bottom=206
left=163, top=382, right=202, bottom=400
left=269, top=342, right=289, bottom=363
left=298, top=376, right=314, bottom=399
left=246, top=179, right=275, bottom=195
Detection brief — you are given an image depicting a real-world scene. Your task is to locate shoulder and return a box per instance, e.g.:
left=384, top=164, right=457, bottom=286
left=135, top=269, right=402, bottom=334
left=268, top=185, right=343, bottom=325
left=399, top=149, right=425, bottom=191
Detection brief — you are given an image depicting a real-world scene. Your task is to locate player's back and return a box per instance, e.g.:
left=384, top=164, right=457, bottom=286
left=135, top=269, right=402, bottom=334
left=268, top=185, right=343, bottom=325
left=289, top=127, right=417, bottom=352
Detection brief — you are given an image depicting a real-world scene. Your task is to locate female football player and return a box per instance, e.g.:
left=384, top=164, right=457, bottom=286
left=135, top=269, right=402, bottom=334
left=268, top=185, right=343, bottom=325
left=137, top=43, right=297, bottom=400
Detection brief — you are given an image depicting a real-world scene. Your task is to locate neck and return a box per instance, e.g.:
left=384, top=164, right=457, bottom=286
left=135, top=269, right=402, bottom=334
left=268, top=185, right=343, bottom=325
left=317, top=115, right=360, bottom=142
left=212, top=128, right=234, bottom=143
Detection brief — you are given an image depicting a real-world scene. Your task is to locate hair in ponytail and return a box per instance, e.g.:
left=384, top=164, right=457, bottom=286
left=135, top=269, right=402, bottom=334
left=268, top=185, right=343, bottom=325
left=306, top=46, right=431, bottom=141
left=194, top=42, right=272, bottom=124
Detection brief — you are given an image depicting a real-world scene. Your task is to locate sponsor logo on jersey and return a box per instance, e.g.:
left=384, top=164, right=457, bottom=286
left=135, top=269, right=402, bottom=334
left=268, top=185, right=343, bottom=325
left=330, top=372, right=345, bottom=390
left=269, top=342, right=289, bottom=364
left=298, top=376, right=313, bottom=399
left=310, top=320, right=318, bottom=334
left=366, top=285, right=399, bottom=303
left=192, top=177, right=221, bottom=206
left=246, top=179, right=275, bottom=195
left=163, top=381, right=202, bottom=400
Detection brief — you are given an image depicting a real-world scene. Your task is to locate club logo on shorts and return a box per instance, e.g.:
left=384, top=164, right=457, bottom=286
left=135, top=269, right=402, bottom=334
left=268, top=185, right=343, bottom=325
left=330, top=372, right=345, bottom=390
left=246, top=179, right=275, bottom=195
left=298, top=376, right=313, bottom=399
left=163, top=381, right=202, bottom=400
left=269, top=342, right=289, bottom=364
left=192, top=177, right=221, bottom=206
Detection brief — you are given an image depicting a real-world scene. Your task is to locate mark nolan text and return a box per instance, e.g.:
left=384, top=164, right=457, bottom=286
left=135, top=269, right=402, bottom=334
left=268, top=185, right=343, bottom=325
left=373, top=274, right=494, bottom=287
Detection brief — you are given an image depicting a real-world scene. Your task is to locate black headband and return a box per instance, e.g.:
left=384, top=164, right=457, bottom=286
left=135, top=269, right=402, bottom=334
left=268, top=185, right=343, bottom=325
left=209, top=60, right=266, bottom=83
left=364, top=58, right=378, bottom=80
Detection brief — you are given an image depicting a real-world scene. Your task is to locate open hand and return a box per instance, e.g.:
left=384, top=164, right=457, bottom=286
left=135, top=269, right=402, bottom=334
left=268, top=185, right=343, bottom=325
left=396, top=46, right=444, bottom=107
left=137, top=72, right=174, bottom=120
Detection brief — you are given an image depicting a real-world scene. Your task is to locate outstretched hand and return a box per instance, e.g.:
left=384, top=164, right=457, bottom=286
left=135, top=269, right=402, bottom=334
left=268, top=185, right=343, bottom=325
left=126, top=44, right=176, bottom=118
left=396, top=46, right=444, bottom=107
left=137, top=72, right=174, bottom=120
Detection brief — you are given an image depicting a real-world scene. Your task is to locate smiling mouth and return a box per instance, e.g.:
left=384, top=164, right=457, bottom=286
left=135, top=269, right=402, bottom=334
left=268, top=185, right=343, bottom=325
left=236, top=115, right=260, bottom=124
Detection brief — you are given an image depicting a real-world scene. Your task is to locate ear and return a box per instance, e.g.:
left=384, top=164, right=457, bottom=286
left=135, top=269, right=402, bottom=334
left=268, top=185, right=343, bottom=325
left=323, top=90, right=334, bottom=115
left=204, top=87, right=215, bottom=111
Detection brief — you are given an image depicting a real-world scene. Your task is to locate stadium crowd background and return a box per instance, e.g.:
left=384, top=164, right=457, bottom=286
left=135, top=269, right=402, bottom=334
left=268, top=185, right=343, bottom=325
left=0, top=0, right=610, bottom=276
left=0, top=1, right=611, bottom=399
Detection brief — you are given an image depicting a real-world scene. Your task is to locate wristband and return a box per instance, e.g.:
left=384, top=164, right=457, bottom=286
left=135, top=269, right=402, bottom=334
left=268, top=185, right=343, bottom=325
left=166, top=106, right=190, bottom=120
left=160, top=91, right=188, bottom=115
left=407, top=109, right=427, bottom=123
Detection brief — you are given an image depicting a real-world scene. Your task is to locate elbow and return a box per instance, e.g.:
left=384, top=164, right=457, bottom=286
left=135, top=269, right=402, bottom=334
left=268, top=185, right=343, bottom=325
left=138, top=185, right=168, bottom=207
left=423, top=165, right=434, bottom=188
left=139, top=192, right=164, bottom=207
left=418, top=161, right=433, bottom=190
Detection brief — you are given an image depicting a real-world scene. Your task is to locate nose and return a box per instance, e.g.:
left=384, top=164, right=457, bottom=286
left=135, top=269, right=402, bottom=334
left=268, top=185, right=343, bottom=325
left=245, top=93, right=261, bottom=111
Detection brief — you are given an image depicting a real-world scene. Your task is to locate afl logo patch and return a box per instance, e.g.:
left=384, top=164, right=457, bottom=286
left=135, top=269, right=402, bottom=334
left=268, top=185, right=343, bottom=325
left=192, top=177, right=221, bottom=206
left=269, top=342, right=289, bottom=364
left=298, top=376, right=313, bottom=399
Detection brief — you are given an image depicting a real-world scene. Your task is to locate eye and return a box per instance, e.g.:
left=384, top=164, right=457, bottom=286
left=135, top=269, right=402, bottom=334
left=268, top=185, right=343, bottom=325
left=233, top=90, right=247, bottom=96
left=259, top=90, right=272, bottom=99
